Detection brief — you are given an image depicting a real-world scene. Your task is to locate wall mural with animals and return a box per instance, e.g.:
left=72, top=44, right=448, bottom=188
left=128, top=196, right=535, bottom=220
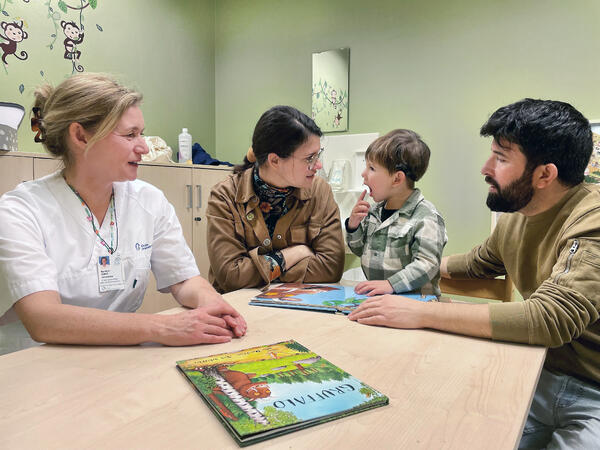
left=0, top=0, right=216, bottom=158
left=1, top=0, right=103, bottom=95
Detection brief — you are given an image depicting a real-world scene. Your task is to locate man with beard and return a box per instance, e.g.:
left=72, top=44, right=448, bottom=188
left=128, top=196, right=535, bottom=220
left=348, top=98, right=600, bottom=448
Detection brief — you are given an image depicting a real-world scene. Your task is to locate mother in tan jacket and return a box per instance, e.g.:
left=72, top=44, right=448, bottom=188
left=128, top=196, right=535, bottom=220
left=206, top=106, right=345, bottom=293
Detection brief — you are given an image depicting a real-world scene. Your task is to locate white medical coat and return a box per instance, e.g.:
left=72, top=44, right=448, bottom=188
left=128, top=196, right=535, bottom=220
left=0, top=171, right=199, bottom=355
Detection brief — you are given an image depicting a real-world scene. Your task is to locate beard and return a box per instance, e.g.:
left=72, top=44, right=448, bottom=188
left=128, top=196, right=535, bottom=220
left=485, top=168, right=534, bottom=212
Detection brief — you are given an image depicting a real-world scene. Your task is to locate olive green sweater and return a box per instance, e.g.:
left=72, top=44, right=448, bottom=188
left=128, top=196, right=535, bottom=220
left=447, top=183, right=600, bottom=387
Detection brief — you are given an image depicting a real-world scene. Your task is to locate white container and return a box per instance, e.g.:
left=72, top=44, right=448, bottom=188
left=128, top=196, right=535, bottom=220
left=178, top=128, right=192, bottom=163
left=320, top=132, right=379, bottom=191
left=329, top=159, right=351, bottom=191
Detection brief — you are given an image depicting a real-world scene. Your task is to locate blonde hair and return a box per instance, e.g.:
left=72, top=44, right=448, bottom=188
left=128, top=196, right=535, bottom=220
left=32, top=73, right=143, bottom=168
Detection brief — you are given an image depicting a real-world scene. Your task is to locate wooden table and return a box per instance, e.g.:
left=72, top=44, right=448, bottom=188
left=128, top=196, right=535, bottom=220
left=0, top=288, right=546, bottom=449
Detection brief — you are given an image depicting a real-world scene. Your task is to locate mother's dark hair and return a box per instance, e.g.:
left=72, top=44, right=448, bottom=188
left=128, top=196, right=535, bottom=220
left=234, top=105, right=322, bottom=174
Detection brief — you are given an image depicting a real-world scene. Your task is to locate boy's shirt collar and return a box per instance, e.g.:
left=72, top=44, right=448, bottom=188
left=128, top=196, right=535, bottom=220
left=372, top=188, right=424, bottom=221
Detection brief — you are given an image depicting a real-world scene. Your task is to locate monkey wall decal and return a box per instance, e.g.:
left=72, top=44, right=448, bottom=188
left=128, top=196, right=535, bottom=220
left=334, top=111, right=343, bottom=128
left=61, top=20, right=84, bottom=72
left=0, top=21, right=28, bottom=65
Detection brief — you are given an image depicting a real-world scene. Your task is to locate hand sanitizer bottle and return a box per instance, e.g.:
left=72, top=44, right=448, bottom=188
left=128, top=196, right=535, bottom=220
left=178, top=128, right=192, bottom=163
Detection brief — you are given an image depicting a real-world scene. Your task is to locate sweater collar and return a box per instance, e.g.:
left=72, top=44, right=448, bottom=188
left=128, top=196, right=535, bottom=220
left=524, top=183, right=586, bottom=224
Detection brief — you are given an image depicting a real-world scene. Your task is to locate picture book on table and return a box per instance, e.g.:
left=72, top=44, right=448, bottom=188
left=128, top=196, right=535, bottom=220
left=249, top=283, right=436, bottom=314
left=176, top=340, right=389, bottom=447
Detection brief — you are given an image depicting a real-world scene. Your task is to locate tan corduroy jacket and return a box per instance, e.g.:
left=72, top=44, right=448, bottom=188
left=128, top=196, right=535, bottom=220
left=206, top=168, right=345, bottom=293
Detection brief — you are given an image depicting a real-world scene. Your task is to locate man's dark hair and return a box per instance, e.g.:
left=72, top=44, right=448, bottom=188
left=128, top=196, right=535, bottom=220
left=480, top=99, right=592, bottom=186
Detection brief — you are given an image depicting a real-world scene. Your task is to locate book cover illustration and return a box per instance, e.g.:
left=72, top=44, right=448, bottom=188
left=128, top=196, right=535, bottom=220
left=250, top=283, right=436, bottom=314
left=176, top=340, right=388, bottom=446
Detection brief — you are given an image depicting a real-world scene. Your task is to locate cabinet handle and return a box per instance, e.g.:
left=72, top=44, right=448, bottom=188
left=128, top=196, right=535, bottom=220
left=196, top=185, right=202, bottom=209
left=186, top=185, right=192, bottom=209
left=194, top=217, right=202, bottom=222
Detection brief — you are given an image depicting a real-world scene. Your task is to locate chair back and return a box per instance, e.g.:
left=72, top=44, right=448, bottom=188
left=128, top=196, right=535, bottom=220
left=440, top=276, right=514, bottom=302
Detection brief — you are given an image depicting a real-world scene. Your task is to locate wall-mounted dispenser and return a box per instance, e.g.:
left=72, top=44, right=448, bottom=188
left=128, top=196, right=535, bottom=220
left=0, top=102, right=25, bottom=152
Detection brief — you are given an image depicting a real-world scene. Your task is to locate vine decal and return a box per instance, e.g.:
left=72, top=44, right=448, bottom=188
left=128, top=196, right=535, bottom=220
left=60, top=19, right=84, bottom=72
left=312, top=79, right=349, bottom=131
left=44, top=0, right=61, bottom=51
left=311, top=48, right=350, bottom=132
left=55, top=0, right=99, bottom=73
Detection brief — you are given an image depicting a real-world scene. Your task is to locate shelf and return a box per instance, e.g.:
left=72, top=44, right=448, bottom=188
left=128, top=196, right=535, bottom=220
left=332, top=187, right=367, bottom=194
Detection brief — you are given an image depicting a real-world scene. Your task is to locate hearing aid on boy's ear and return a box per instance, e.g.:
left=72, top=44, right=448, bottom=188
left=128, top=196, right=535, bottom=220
left=395, top=163, right=415, bottom=181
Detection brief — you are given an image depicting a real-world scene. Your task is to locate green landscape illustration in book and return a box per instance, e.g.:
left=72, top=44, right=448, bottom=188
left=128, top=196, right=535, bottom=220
left=250, top=283, right=436, bottom=314
left=176, top=340, right=388, bottom=446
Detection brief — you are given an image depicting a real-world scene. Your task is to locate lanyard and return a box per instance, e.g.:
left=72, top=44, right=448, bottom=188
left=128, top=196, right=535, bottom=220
left=66, top=181, right=119, bottom=255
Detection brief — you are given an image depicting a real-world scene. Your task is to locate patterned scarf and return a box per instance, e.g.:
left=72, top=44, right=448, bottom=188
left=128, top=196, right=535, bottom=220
left=253, top=167, right=294, bottom=236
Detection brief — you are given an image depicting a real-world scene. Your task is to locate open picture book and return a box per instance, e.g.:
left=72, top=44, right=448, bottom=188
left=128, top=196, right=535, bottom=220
left=176, top=340, right=389, bottom=447
left=249, top=283, right=437, bottom=314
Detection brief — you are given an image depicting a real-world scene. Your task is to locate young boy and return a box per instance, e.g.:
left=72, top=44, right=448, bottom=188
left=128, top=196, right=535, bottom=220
left=346, top=129, right=447, bottom=298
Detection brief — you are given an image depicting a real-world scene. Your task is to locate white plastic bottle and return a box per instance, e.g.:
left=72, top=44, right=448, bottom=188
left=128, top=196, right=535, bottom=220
left=178, top=128, right=192, bottom=163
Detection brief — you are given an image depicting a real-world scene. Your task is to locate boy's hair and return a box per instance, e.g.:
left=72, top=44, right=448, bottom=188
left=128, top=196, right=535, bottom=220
left=480, top=98, right=592, bottom=187
left=365, top=129, right=431, bottom=188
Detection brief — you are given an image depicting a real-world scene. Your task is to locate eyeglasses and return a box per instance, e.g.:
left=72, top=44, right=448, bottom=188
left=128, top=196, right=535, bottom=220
left=305, top=148, right=324, bottom=170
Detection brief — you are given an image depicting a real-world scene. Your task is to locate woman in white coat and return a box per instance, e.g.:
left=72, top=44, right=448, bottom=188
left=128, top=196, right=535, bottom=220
left=0, top=73, right=246, bottom=355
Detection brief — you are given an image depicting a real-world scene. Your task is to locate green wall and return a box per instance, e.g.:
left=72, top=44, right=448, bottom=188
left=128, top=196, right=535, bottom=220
left=1, top=0, right=216, bottom=156
left=3, top=0, right=600, bottom=255
left=214, top=0, right=600, bottom=254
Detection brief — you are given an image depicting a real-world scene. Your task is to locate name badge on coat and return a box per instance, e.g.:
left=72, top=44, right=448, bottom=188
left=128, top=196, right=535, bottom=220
left=97, top=253, right=125, bottom=292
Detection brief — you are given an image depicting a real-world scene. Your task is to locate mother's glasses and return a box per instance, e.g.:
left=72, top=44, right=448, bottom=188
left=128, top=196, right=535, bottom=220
left=305, top=148, right=324, bottom=170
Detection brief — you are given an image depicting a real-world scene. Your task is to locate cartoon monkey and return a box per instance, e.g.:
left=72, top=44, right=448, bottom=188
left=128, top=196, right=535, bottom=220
left=330, top=89, right=337, bottom=109
left=0, top=21, right=28, bottom=64
left=61, top=21, right=84, bottom=61
left=207, top=366, right=271, bottom=421
left=334, top=111, right=343, bottom=127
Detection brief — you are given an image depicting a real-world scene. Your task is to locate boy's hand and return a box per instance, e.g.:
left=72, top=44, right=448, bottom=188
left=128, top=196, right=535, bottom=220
left=354, top=280, right=394, bottom=296
left=348, top=190, right=370, bottom=230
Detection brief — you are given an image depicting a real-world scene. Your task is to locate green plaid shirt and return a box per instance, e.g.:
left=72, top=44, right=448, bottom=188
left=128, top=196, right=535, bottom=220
left=346, top=189, right=447, bottom=297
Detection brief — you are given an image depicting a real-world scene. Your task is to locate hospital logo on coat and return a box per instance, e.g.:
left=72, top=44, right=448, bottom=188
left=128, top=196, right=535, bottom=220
left=135, top=243, right=152, bottom=251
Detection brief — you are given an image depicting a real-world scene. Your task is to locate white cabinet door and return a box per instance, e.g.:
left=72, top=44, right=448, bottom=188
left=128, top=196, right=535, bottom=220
left=134, top=164, right=231, bottom=313
left=192, top=168, right=231, bottom=278
left=138, top=164, right=194, bottom=246
left=136, top=164, right=194, bottom=314
left=33, top=157, right=62, bottom=179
